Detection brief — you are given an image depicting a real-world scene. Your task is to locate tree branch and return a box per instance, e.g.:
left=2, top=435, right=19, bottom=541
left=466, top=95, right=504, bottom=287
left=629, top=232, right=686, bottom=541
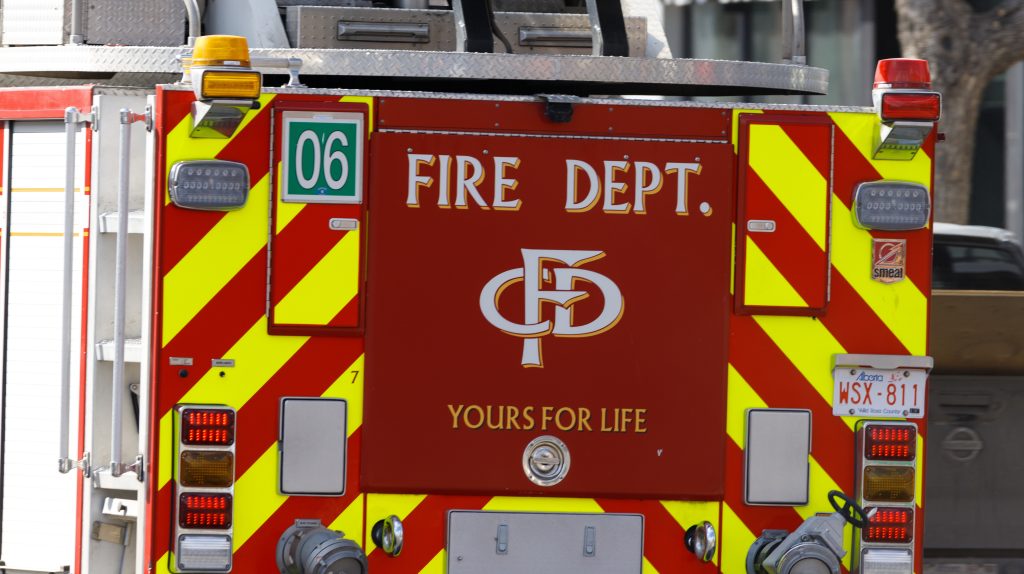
left=975, top=0, right=1024, bottom=77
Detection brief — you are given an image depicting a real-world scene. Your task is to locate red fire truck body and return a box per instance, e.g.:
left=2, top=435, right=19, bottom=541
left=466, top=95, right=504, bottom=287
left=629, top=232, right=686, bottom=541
left=0, top=3, right=939, bottom=574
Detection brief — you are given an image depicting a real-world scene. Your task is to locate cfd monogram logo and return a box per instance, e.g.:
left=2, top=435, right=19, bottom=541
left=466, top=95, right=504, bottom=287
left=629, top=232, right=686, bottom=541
left=479, top=249, right=624, bottom=367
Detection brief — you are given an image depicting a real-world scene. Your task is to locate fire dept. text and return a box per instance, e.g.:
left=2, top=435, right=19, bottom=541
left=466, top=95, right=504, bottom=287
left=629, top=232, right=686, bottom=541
left=447, top=404, right=648, bottom=433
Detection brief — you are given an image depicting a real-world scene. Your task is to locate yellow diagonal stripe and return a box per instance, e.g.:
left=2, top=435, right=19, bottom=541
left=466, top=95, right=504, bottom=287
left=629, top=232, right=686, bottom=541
left=830, top=201, right=928, bottom=354
left=157, top=317, right=307, bottom=489
left=328, top=493, right=365, bottom=543
left=420, top=550, right=446, bottom=573
left=732, top=109, right=764, bottom=153
left=162, top=172, right=271, bottom=344
left=722, top=503, right=756, bottom=574
left=644, top=557, right=660, bottom=573
left=482, top=496, right=603, bottom=513
left=829, top=112, right=932, bottom=185
left=164, top=93, right=277, bottom=204
left=340, top=95, right=375, bottom=132
left=233, top=444, right=285, bottom=550
left=322, top=354, right=365, bottom=433
left=366, top=493, right=428, bottom=553
left=275, top=162, right=305, bottom=235
left=727, top=364, right=767, bottom=447
left=743, top=237, right=808, bottom=308
left=274, top=228, right=360, bottom=326
left=752, top=314, right=856, bottom=432
left=660, top=500, right=721, bottom=564
left=747, top=123, right=828, bottom=250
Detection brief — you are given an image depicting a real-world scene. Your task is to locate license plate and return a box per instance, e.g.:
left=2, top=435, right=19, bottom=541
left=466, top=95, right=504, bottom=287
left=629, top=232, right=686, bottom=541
left=832, top=368, right=926, bottom=419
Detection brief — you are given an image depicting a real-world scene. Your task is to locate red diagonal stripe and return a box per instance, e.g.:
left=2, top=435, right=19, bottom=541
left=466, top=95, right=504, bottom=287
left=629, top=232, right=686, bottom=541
left=725, top=439, right=804, bottom=536
left=231, top=429, right=362, bottom=572
left=731, top=315, right=855, bottom=494
left=780, top=123, right=832, bottom=181
left=160, top=99, right=274, bottom=271
left=596, top=498, right=698, bottom=573
left=745, top=169, right=910, bottom=356
left=159, top=202, right=359, bottom=412
left=745, top=167, right=827, bottom=308
left=158, top=251, right=266, bottom=413
left=233, top=337, right=363, bottom=477
left=832, top=126, right=930, bottom=295
left=366, top=495, right=491, bottom=573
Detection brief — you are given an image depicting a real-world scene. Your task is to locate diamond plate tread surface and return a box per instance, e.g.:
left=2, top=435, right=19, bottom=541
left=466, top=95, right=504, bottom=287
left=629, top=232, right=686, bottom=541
left=0, top=46, right=829, bottom=95
left=84, top=0, right=186, bottom=46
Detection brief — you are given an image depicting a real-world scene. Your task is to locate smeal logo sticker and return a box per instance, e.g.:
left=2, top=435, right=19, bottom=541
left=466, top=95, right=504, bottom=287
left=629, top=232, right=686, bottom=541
left=872, top=239, right=906, bottom=284
left=480, top=249, right=624, bottom=368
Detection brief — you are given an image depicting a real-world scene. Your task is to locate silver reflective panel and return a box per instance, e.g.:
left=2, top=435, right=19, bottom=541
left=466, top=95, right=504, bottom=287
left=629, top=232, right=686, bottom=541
left=447, top=511, right=643, bottom=574
left=745, top=409, right=812, bottom=506
left=279, top=398, right=348, bottom=496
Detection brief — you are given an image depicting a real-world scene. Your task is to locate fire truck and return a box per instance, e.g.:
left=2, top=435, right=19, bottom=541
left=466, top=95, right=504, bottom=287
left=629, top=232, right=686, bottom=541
left=0, top=1, right=940, bottom=573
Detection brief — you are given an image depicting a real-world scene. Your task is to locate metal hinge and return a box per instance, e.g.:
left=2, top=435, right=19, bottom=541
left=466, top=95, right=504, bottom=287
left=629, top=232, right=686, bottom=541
left=111, top=454, right=145, bottom=482
left=59, top=451, right=92, bottom=478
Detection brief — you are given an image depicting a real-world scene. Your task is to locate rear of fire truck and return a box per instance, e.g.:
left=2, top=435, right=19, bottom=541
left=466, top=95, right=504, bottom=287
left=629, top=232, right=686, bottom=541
left=0, top=1, right=940, bottom=573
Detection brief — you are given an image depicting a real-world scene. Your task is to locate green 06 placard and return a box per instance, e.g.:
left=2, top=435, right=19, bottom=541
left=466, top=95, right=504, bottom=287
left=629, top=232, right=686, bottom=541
left=281, top=112, right=364, bottom=203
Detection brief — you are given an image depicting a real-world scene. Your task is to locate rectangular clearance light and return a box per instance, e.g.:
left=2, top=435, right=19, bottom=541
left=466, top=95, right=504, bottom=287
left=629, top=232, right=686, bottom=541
left=169, top=160, right=250, bottom=211
left=863, top=507, right=913, bottom=544
left=863, top=466, right=915, bottom=503
left=864, top=424, right=917, bottom=461
left=179, top=493, right=233, bottom=530
left=853, top=181, right=930, bottom=231
left=880, top=92, right=941, bottom=122
left=181, top=408, right=235, bottom=446
left=180, top=451, right=235, bottom=488
left=862, top=549, right=913, bottom=574
left=178, top=534, right=232, bottom=572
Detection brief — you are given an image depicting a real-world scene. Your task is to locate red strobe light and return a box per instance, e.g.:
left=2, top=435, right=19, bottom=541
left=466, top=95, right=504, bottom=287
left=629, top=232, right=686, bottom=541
left=179, top=493, right=233, bottom=529
left=863, top=507, right=914, bottom=544
left=181, top=408, right=235, bottom=446
left=864, top=424, right=916, bottom=461
left=874, top=59, right=931, bottom=89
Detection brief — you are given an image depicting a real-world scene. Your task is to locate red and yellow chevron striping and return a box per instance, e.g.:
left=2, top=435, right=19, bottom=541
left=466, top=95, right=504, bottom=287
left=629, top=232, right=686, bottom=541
left=148, top=90, right=931, bottom=574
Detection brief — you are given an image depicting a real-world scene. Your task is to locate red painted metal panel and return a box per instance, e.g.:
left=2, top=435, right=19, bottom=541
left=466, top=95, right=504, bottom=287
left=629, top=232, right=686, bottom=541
left=0, top=86, right=93, bottom=119
left=363, top=121, right=734, bottom=499
left=378, top=96, right=731, bottom=141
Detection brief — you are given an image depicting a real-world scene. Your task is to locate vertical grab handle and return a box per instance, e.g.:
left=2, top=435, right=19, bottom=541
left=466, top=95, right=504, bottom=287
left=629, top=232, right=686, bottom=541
left=782, top=0, right=806, bottom=65
left=57, top=108, right=78, bottom=474
left=111, top=109, right=146, bottom=481
left=58, top=108, right=91, bottom=477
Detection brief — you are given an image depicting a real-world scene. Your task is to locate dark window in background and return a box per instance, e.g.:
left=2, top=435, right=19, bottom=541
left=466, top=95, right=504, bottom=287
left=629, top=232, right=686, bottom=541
left=933, top=239, right=1024, bottom=290
left=874, top=0, right=900, bottom=60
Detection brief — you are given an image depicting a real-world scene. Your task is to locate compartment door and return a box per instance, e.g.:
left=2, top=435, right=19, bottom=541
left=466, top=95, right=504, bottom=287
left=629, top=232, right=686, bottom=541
left=736, top=114, right=832, bottom=315
left=268, top=102, right=369, bottom=335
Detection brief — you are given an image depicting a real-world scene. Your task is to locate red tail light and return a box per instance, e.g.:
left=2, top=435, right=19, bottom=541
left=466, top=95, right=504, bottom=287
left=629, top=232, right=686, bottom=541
left=880, top=93, right=940, bottom=122
left=179, top=493, right=233, bottom=529
left=864, top=423, right=916, bottom=461
left=181, top=408, right=235, bottom=446
left=863, top=507, right=913, bottom=543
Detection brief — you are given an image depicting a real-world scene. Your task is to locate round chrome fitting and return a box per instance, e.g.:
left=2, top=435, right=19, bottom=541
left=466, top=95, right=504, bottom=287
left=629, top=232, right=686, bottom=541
left=522, top=435, right=570, bottom=487
left=685, top=521, right=717, bottom=562
left=370, top=515, right=404, bottom=557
